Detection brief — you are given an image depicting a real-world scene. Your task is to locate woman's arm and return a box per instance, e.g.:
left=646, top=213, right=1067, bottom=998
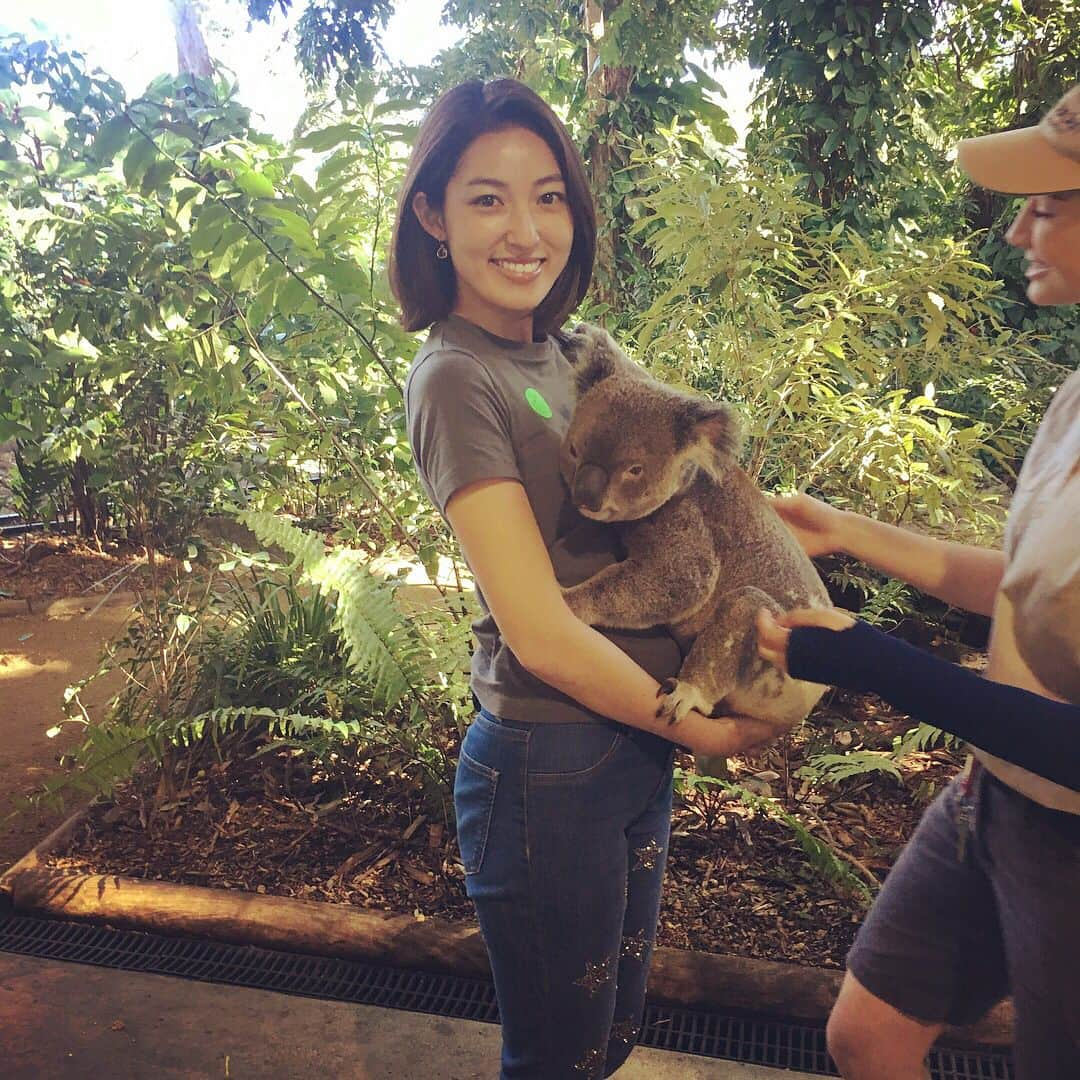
left=772, top=494, right=1005, bottom=616
left=447, top=478, right=781, bottom=758
left=757, top=608, right=1080, bottom=791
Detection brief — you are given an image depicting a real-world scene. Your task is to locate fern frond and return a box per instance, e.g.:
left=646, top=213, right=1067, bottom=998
left=237, top=511, right=431, bottom=711
left=673, top=769, right=872, bottom=901
left=169, top=706, right=353, bottom=746
left=313, top=549, right=428, bottom=708
left=800, top=750, right=903, bottom=784
left=13, top=721, right=152, bottom=818
left=892, top=723, right=958, bottom=759
left=237, top=509, right=326, bottom=568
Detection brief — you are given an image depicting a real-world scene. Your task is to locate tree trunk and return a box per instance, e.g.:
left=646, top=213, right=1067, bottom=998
left=583, top=0, right=635, bottom=314
left=168, top=0, right=214, bottom=79
left=69, top=455, right=99, bottom=538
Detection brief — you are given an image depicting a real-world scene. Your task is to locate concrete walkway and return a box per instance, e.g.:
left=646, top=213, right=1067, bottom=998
left=0, top=952, right=819, bottom=1079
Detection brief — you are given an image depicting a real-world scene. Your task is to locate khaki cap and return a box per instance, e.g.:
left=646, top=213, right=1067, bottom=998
left=957, top=85, right=1080, bottom=194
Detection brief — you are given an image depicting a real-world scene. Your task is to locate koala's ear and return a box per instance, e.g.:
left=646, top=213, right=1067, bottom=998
left=678, top=397, right=743, bottom=459
left=560, top=322, right=620, bottom=394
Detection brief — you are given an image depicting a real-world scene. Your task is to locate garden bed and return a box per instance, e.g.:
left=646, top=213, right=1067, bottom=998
left=0, top=539, right=1011, bottom=1043
left=34, top=740, right=894, bottom=968
left=0, top=727, right=1012, bottom=1046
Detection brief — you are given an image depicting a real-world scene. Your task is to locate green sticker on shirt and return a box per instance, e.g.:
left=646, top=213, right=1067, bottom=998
left=525, top=387, right=553, bottom=419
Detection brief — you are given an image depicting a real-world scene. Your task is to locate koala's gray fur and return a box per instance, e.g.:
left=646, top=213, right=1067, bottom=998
left=558, top=323, right=831, bottom=738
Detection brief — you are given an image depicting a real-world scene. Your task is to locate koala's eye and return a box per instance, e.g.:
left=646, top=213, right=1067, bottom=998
left=625, top=464, right=644, bottom=479
left=568, top=443, right=579, bottom=460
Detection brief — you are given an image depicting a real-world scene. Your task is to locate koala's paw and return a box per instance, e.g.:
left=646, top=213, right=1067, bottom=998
left=655, top=678, right=713, bottom=726
left=561, top=322, right=596, bottom=361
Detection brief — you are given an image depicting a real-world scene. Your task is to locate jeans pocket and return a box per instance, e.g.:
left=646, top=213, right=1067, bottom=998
left=528, top=723, right=623, bottom=782
left=454, top=749, right=499, bottom=876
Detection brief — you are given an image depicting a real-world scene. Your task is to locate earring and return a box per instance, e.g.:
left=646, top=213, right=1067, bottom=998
left=435, top=242, right=449, bottom=260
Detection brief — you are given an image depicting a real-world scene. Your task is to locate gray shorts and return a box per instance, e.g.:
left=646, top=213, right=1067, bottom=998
left=847, top=761, right=1080, bottom=1079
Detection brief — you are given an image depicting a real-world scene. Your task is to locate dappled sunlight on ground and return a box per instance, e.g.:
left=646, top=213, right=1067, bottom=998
left=0, top=592, right=134, bottom=873
left=0, top=653, right=74, bottom=681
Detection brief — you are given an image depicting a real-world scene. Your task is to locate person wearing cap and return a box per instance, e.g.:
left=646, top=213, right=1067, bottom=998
left=755, top=86, right=1080, bottom=1079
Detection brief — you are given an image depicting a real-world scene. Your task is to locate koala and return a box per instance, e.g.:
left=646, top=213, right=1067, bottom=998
left=558, top=322, right=831, bottom=740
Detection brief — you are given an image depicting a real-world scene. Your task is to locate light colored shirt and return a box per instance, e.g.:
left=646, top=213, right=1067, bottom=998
left=979, top=368, right=1080, bottom=812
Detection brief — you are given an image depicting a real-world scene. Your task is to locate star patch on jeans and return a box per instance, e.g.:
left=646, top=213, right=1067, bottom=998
left=573, top=1046, right=605, bottom=1076
left=621, top=929, right=650, bottom=961
left=574, top=955, right=615, bottom=997
left=633, top=837, right=663, bottom=871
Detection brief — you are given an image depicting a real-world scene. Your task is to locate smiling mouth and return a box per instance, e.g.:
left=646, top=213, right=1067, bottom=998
left=491, top=258, right=544, bottom=280
left=1025, top=260, right=1051, bottom=279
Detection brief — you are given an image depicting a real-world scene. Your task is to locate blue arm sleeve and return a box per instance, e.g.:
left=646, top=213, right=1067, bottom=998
left=788, top=619, right=1080, bottom=792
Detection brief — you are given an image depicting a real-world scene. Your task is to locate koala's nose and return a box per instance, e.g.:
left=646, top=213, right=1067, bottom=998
left=573, top=464, right=608, bottom=512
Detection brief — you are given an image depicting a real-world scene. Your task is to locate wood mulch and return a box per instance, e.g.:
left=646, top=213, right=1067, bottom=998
left=0, top=534, right=160, bottom=606
left=40, top=690, right=963, bottom=971
left=5, top=535, right=967, bottom=969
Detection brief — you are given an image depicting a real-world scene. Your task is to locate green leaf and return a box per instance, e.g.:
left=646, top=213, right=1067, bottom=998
left=229, top=240, right=267, bottom=292
left=235, top=167, right=275, bottom=199
left=92, top=115, right=132, bottom=162
left=140, top=159, right=175, bottom=195
left=189, top=203, right=232, bottom=257
left=276, top=274, right=310, bottom=314
left=373, top=97, right=424, bottom=118
left=0, top=418, right=31, bottom=440
left=122, top=137, right=157, bottom=188
left=262, top=205, right=316, bottom=253
left=294, top=124, right=363, bottom=153
left=685, top=62, right=722, bottom=94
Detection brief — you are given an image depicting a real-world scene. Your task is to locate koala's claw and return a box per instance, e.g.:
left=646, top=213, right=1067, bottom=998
left=652, top=678, right=695, bottom=730
left=655, top=679, right=680, bottom=723
left=656, top=678, right=711, bottom=726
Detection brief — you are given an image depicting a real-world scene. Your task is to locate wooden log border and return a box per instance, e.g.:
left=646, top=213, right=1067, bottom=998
left=0, top=806, right=1012, bottom=1048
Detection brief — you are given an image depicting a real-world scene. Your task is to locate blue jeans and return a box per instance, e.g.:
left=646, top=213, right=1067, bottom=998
left=455, top=709, right=676, bottom=1079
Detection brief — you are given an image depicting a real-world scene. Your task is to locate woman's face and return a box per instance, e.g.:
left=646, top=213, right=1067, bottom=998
left=413, top=125, right=574, bottom=342
left=1005, top=191, right=1080, bottom=306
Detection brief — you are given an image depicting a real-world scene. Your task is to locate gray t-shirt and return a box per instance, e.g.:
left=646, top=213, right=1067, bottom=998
left=405, top=314, right=683, bottom=724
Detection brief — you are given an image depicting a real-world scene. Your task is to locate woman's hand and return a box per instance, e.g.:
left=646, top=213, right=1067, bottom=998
left=769, top=493, right=848, bottom=559
left=674, top=712, right=789, bottom=759
left=756, top=606, right=856, bottom=675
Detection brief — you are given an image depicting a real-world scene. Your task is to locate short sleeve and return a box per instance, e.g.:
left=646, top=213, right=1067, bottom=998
left=405, top=348, right=522, bottom=515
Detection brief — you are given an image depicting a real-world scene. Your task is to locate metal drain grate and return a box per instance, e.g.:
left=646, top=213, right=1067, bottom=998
left=638, top=1007, right=1014, bottom=1078
left=0, top=911, right=498, bottom=1023
left=0, top=912, right=1013, bottom=1078
left=640, top=1009, right=834, bottom=1072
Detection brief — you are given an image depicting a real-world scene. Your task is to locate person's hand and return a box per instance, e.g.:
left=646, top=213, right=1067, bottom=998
left=678, top=713, right=788, bottom=760
left=769, top=493, right=848, bottom=559
left=756, top=606, right=856, bottom=675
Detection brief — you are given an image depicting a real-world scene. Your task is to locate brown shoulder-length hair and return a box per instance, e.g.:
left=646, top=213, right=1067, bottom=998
left=388, top=79, right=596, bottom=339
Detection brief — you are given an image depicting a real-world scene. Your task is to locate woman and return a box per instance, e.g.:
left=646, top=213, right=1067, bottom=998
left=390, top=79, right=778, bottom=1079
left=757, top=85, right=1080, bottom=1079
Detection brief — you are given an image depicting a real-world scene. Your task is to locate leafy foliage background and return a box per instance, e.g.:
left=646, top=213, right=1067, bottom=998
left=0, top=1, right=1072, bottom=863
